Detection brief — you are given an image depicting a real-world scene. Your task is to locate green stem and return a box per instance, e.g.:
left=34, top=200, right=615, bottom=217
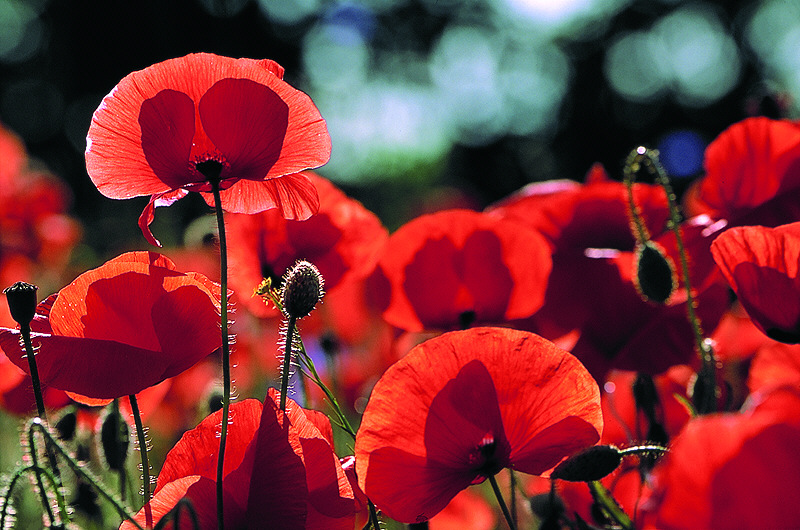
left=211, top=179, right=232, bottom=530
left=367, top=500, right=381, bottom=530
left=28, top=418, right=145, bottom=529
left=488, top=474, right=517, bottom=530
left=1, top=464, right=67, bottom=528
left=20, top=323, right=47, bottom=421
left=129, top=394, right=152, bottom=527
left=588, top=480, right=633, bottom=530
left=618, top=445, right=669, bottom=457
left=113, top=398, right=128, bottom=504
left=23, top=409, right=58, bottom=527
left=509, top=469, right=517, bottom=529
left=280, top=316, right=297, bottom=411
left=624, top=147, right=717, bottom=412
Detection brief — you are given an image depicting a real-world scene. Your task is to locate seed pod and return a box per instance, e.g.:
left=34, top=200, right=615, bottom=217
left=3, top=281, right=38, bottom=327
left=550, top=445, right=622, bottom=482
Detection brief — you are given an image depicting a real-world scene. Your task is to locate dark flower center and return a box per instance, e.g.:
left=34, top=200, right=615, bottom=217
left=195, top=159, right=224, bottom=183
left=468, top=435, right=504, bottom=483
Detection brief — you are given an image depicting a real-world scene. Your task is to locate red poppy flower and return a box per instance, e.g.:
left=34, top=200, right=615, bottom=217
left=748, top=340, right=800, bottom=395
left=711, top=222, right=800, bottom=343
left=354, top=327, right=602, bottom=523
left=0, top=251, right=221, bottom=399
left=122, top=389, right=355, bottom=529
left=489, top=168, right=727, bottom=379
left=640, top=387, right=800, bottom=529
left=685, top=117, right=800, bottom=227
left=85, top=53, right=331, bottom=246
left=226, top=171, right=388, bottom=317
left=368, top=209, right=552, bottom=332
left=486, top=163, right=670, bottom=253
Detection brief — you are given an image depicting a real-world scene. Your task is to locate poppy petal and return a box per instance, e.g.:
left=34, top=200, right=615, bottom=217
left=355, top=327, right=602, bottom=522
left=0, top=331, right=173, bottom=398
left=138, top=189, right=189, bottom=247
left=204, top=171, right=320, bottom=217
left=711, top=223, right=800, bottom=342
left=693, top=117, right=800, bottom=222
left=139, top=89, right=197, bottom=189
left=154, top=399, right=263, bottom=494
left=199, top=77, right=289, bottom=181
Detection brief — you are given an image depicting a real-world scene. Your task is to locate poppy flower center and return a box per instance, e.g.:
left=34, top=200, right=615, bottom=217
left=468, top=434, right=504, bottom=484
left=195, top=158, right=224, bottom=183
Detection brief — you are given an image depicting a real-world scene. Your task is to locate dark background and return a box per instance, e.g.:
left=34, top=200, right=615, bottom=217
left=0, top=0, right=787, bottom=254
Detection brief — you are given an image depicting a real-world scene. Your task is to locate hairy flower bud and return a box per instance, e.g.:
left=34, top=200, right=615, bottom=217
left=634, top=241, right=676, bottom=304
left=3, top=281, right=38, bottom=327
left=550, top=445, right=622, bottom=482
left=281, top=261, right=324, bottom=319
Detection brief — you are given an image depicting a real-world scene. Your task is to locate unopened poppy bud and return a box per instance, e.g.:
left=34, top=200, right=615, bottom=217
left=281, top=260, right=324, bottom=319
left=54, top=409, right=78, bottom=441
left=3, top=281, right=38, bottom=327
left=550, top=445, right=622, bottom=482
left=529, top=491, right=565, bottom=520
left=634, top=241, right=676, bottom=304
left=99, top=408, right=129, bottom=472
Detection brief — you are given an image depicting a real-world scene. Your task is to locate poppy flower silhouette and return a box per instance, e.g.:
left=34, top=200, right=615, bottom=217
left=0, top=252, right=221, bottom=399
left=85, top=53, right=331, bottom=246
left=355, top=327, right=602, bottom=523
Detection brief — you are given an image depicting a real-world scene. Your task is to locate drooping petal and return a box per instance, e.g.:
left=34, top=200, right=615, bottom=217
left=355, top=327, right=602, bottom=523
left=711, top=222, right=800, bottom=342
left=689, top=117, right=800, bottom=225
left=138, top=189, right=189, bottom=247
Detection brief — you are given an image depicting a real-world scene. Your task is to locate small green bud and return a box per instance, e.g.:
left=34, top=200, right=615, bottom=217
left=3, top=281, right=38, bottom=327
left=550, top=445, right=623, bottom=482
left=634, top=240, right=676, bottom=304
left=281, top=261, right=324, bottom=319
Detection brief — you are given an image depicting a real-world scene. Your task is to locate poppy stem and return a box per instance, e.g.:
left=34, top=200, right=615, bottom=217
left=624, top=147, right=718, bottom=413
left=19, top=322, right=47, bottom=422
left=27, top=418, right=145, bottom=530
left=20, top=320, right=64, bottom=518
left=210, top=178, right=232, bottom=530
left=488, top=474, right=517, bottom=530
left=280, top=316, right=297, bottom=411
left=129, top=394, right=152, bottom=528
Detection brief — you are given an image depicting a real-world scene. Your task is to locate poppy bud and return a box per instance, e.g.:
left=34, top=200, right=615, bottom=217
left=550, top=445, right=622, bottom=482
left=54, top=409, right=78, bottom=441
left=529, top=490, right=565, bottom=520
left=633, top=241, right=676, bottom=304
left=281, top=260, right=324, bottom=319
left=99, top=407, right=129, bottom=472
left=3, top=281, right=38, bottom=327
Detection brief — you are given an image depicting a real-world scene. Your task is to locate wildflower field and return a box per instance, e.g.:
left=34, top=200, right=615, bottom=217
left=0, top=1, right=799, bottom=529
